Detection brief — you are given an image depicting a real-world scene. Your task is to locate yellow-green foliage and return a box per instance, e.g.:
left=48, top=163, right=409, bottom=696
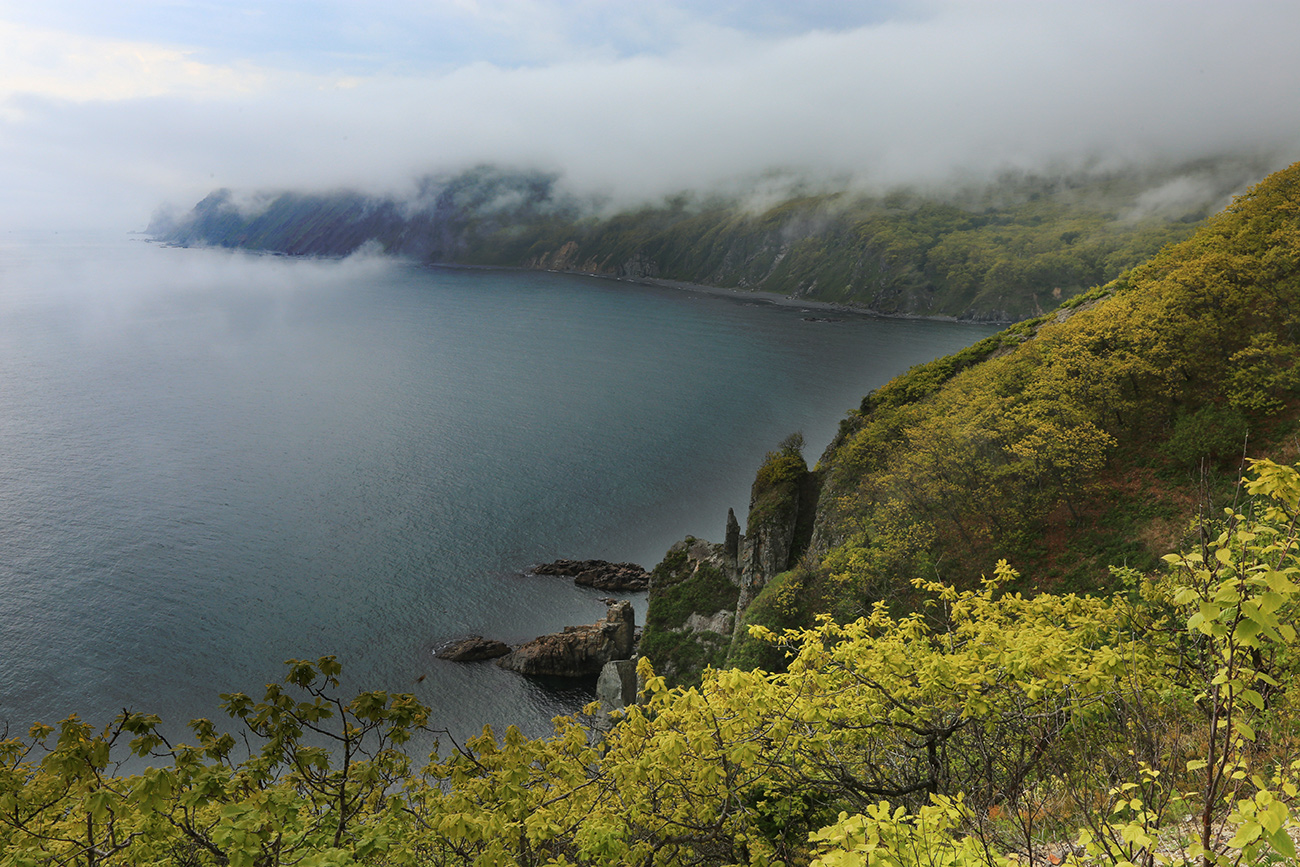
left=27, top=163, right=1300, bottom=866
left=5, top=459, right=1299, bottom=866
left=726, top=567, right=809, bottom=672
left=813, top=161, right=1300, bottom=603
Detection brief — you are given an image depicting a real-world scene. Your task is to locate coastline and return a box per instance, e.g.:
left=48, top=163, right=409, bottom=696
left=426, top=262, right=1010, bottom=326
left=625, top=275, right=968, bottom=322
left=152, top=243, right=1011, bottom=326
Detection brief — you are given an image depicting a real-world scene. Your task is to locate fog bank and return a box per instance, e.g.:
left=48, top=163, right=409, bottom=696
left=3, top=1, right=1299, bottom=231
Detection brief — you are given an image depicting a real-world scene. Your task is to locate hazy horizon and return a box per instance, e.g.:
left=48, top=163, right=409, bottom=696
left=3, top=1, right=1300, bottom=233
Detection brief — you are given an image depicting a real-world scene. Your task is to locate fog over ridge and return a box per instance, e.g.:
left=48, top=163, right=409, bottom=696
left=3, top=1, right=1300, bottom=231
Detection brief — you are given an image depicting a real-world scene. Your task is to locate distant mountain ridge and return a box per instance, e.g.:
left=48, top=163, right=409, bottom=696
left=151, top=159, right=1268, bottom=322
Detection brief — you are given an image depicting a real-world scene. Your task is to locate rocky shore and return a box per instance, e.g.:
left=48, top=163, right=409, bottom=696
left=435, top=599, right=637, bottom=679
left=434, top=636, right=511, bottom=662
left=529, top=559, right=650, bottom=591
left=496, top=600, right=635, bottom=677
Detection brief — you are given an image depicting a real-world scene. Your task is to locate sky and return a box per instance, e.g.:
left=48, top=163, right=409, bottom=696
left=3, top=0, right=1300, bottom=232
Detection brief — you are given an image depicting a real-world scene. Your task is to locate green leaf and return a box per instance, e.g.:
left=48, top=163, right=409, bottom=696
left=1266, top=569, right=1299, bottom=594
left=1269, top=827, right=1297, bottom=859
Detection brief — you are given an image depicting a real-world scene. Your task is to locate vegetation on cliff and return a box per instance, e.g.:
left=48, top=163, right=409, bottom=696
left=686, top=158, right=1300, bottom=664
left=637, top=540, right=740, bottom=686
left=152, top=159, right=1267, bottom=321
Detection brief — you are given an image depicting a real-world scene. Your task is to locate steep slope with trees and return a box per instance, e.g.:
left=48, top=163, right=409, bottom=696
left=652, top=159, right=1300, bottom=683
left=151, top=160, right=1264, bottom=321
left=3, top=460, right=1300, bottom=866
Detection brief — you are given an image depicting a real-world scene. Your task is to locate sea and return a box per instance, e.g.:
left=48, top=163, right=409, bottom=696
left=0, top=232, right=998, bottom=746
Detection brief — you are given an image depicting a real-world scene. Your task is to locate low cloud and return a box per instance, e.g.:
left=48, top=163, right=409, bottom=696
left=3, top=1, right=1300, bottom=231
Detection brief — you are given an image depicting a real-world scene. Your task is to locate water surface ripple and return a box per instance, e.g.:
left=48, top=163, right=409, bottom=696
left=0, top=236, right=998, bottom=740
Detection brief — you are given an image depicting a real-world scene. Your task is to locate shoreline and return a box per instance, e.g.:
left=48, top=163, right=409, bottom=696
left=152, top=242, right=1012, bottom=326
left=626, top=275, right=972, bottom=322
left=423, top=261, right=1012, bottom=326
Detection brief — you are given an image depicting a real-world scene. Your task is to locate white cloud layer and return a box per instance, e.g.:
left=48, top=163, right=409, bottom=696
left=3, top=0, right=1300, bottom=231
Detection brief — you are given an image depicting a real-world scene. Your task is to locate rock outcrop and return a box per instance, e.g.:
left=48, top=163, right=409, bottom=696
left=497, top=601, right=636, bottom=677
left=681, top=610, right=735, bottom=635
left=596, top=659, right=640, bottom=721
left=734, top=442, right=819, bottom=612
left=635, top=538, right=741, bottom=685
left=738, top=515, right=798, bottom=611
left=724, top=508, right=741, bottom=575
left=434, top=636, right=511, bottom=661
left=531, top=559, right=650, bottom=591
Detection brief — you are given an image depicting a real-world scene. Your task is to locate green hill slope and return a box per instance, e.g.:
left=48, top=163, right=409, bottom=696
left=152, top=160, right=1264, bottom=322
left=650, top=160, right=1300, bottom=680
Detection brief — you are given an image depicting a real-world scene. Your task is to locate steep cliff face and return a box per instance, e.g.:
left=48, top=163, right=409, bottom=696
left=635, top=538, right=740, bottom=686
left=735, top=442, right=817, bottom=610
left=635, top=440, right=822, bottom=681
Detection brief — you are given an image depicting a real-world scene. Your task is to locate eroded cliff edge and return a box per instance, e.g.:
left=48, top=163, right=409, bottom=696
left=637, top=436, right=820, bottom=685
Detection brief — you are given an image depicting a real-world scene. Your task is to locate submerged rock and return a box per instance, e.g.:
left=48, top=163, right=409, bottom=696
left=531, top=559, right=650, bottom=591
left=497, top=601, right=635, bottom=677
left=435, top=636, right=511, bottom=661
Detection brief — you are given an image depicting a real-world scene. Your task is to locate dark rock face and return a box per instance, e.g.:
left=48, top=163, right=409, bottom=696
left=724, top=508, right=741, bottom=576
left=497, top=601, right=635, bottom=677
left=434, top=636, right=511, bottom=661
left=737, top=454, right=818, bottom=611
left=532, top=559, right=650, bottom=591
left=738, top=516, right=798, bottom=610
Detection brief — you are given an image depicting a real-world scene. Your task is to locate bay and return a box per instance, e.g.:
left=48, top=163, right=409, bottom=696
left=0, top=233, right=998, bottom=742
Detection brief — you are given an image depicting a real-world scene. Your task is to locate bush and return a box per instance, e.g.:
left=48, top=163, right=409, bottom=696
left=1162, top=403, right=1250, bottom=468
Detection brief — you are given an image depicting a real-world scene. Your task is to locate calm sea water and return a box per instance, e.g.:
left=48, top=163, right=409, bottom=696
left=0, top=233, right=997, bottom=742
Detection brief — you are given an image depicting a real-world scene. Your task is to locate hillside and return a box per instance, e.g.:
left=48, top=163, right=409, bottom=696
left=644, top=159, right=1300, bottom=682
left=150, top=159, right=1266, bottom=322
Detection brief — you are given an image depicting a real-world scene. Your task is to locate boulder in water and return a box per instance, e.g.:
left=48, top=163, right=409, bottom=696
left=497, top=601, right=635, bottom=677
left=531, top=559, right=650, bottom=591
left=435, top=636, right=511, bottom=662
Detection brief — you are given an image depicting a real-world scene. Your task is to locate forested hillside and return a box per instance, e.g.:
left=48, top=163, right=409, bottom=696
left=690, top=159, right=1300, bottom=678
left=6, top=163, right=1299, bottom=866
left=151, top=159, right=1264, bottom=321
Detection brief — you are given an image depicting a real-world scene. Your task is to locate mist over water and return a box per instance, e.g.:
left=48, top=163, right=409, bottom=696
left=0, top=235, right=997, bottom=740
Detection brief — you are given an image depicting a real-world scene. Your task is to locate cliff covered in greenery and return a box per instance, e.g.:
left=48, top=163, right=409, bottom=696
left=645, top=159, right=1300, bottom=687
left=151, top=160, right=1265, bottom=321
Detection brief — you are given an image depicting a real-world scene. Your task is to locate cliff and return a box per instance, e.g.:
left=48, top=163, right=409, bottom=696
left=639, top=159, right=1300, bottom=684
left=151, top=159, right=1267, bottom=322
